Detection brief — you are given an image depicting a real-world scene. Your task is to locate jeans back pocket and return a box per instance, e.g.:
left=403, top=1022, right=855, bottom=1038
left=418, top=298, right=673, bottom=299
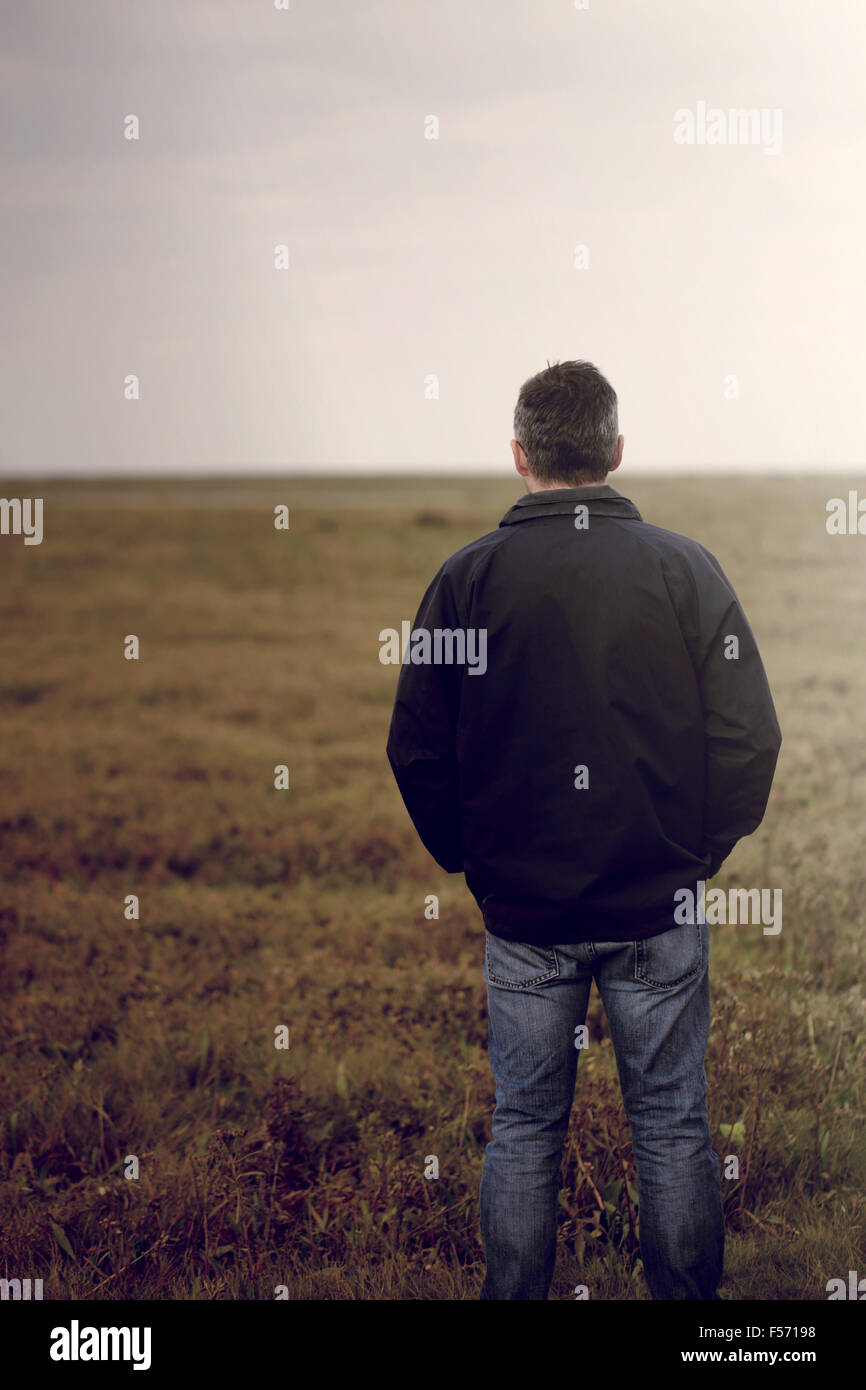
left=634, top=921, right=705, bottom=989
left=484, top=930, right=560, bottom=989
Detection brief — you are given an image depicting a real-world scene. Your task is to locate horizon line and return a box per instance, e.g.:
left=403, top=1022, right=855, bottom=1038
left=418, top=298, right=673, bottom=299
left=2, top=464, right=866, bottom=483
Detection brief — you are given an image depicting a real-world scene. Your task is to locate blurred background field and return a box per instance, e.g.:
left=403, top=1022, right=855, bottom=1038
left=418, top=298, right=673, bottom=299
left=1, top=473, right=865, bottom=1300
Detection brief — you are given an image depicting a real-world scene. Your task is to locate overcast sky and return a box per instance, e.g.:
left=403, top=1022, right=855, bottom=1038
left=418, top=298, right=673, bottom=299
left=2, top=0, right=865, bottom=476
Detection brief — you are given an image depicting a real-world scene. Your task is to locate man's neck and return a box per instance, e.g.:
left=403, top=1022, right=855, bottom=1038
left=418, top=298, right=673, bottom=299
left=525, top=478, right=610, bottom=493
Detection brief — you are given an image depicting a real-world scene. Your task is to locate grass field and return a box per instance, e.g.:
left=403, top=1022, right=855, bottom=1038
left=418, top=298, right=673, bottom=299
left=1, top=472, right=865, bottom=1300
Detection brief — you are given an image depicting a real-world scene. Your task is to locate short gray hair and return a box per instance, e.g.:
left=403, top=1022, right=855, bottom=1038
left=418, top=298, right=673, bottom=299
left=513, top=360, right=619, bottom=484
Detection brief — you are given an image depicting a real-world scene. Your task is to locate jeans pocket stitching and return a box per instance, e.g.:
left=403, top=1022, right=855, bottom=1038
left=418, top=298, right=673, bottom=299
left=485, top=939, right=560, bottom=990
left=634, top=925, right=704, bottom=989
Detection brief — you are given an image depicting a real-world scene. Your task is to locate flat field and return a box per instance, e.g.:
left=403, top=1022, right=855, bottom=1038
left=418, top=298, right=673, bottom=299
left=1, top=473, right=865, bottom=1300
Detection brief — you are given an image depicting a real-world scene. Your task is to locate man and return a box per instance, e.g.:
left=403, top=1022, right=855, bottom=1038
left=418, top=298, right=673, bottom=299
left=386, top=360, right=781, bottom=1300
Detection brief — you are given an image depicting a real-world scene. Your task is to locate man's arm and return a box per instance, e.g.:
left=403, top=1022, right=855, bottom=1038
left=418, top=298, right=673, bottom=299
left=680, top=544, right=782, bottom=877
left=385, top=563, right=464, bottom=873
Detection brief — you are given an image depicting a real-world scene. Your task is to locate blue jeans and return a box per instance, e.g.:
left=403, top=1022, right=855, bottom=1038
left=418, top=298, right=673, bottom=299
left=479, top=919, right=724, bottom=1299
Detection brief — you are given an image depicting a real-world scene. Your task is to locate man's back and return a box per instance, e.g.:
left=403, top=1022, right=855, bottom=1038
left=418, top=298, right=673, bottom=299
left=387, top=483, right=781, bottom=946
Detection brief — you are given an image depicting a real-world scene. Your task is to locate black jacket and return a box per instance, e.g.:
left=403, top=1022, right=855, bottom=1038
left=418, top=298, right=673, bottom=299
left=386, top=484, right=781, bottom=945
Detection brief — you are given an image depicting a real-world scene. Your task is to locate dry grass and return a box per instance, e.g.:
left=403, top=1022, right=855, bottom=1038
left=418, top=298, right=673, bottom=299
left=1, top=473, right=865, bottom=1299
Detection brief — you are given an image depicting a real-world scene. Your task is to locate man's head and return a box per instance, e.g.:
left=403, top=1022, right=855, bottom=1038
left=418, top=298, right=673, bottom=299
left=511, top=359, right=624, bottom=491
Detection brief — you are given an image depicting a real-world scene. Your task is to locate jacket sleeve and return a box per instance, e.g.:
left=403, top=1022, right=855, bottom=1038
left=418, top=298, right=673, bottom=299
left=385, top=563, right=465, bottom=873
left=680, top=544, right=782, bottom=877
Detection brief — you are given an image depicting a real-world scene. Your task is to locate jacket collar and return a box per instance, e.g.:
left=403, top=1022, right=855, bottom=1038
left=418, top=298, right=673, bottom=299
left=499, top=483, right=643, bottom=527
